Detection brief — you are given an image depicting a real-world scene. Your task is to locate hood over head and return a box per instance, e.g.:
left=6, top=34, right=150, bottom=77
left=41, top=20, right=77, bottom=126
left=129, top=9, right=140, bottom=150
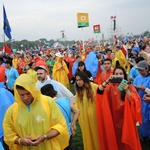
left=14, top=74, right=41, bottom=105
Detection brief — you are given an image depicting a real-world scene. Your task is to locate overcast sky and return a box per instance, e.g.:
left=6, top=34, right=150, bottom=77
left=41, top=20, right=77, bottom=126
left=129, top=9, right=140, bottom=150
left=1, top=0, right=150, bottom=41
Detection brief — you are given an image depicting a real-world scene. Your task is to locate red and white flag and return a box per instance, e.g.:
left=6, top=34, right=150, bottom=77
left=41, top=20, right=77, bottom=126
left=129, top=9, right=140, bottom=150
left=121, top=45, right=127, bottom=58
left=114, top=35, right=117, bottom=40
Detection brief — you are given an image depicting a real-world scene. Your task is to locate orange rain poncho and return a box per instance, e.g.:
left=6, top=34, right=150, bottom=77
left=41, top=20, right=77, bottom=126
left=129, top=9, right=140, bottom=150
left=3, top=74, right=69, bottom=150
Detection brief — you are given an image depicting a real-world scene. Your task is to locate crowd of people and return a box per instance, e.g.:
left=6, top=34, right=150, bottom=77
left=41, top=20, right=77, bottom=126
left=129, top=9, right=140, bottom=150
left=0, top=36, right=150, bottom=150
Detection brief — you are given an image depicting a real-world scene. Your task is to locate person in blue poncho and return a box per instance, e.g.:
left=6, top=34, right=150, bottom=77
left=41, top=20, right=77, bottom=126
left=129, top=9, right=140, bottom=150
left=41, top=84, right=80, bottom=150
left=0, top=82, right=14, bottom=150
left=85, top=44, right=99, bottom=78
left=72, top=55, right=82, bottom=77
left=133, top=60, right=150, bottom=147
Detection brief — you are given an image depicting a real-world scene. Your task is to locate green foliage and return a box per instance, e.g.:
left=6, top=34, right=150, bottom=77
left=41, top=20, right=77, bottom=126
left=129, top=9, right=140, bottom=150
left=0, top=30, right=150, bottom=50
left=71, top=122, right=83, bottom=150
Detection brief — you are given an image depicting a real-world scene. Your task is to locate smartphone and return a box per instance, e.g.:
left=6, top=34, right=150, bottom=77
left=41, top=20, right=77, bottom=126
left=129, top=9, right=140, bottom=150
left=109, top=77, right=122, bottom=83
left=118, top=79, right=128, bottom=91
left=31, top=139, right=36, bottom=142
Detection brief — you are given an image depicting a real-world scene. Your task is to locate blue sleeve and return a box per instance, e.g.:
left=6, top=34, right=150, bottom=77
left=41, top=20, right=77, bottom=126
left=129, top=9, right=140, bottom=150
left=85, top=52, right=98, bottom=77
left=15, top=70, right=19, bottom=78
left=72, top=62, right=78, bottom=76
left=129, top=68, right=134, bottom=79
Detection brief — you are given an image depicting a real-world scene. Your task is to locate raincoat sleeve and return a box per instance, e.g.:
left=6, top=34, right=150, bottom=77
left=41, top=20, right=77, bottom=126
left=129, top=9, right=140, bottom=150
left=3, top=104, right=20, bottom=149
left=122, top=85, right=142, bottom=150
left=48, top=99, right=70, bottom=149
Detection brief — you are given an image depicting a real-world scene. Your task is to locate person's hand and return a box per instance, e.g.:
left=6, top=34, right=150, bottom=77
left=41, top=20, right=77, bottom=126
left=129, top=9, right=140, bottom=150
left=120, top=81, right=129, bottom=92
left=143, top=94, right=150, bottom=103
left=134, top=85, right=146, bottom=91
left=20, top=136, right=33, bottom=146
left=71, top=125, right=75, bottom=136
left=106, top=75, right=116, bottom=83
left=10, top=87, right=14, bottom=91
left=31, top=135, right=45, bottom=146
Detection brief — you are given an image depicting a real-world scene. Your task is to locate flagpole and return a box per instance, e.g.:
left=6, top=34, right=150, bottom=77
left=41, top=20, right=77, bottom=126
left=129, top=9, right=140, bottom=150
left=3, top=32, right=5, bottom=54
left=81, top=27, right=85, bottom=51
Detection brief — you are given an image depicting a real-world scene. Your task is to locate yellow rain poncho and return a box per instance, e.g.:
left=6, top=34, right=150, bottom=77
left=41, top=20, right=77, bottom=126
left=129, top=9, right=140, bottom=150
left=52, top=57, right=69, bottom=89
left=3, top=74, right=69, bottom=150
left=27, top=69, right=38, bottom=84
left=115, top=50, right=127, bottom=69
left=75, top=82, right=101, bottom=150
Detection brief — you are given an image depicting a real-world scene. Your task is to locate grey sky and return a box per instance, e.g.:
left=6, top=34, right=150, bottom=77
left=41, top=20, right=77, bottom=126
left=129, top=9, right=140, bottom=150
left=1, top=0, right=150, bottom=41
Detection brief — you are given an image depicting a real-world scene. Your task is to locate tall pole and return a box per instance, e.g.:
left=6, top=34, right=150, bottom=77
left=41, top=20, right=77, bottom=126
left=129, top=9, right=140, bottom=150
left=81, top=27, right=84, bottom=51
left=3, top=32, right=5, bottom=54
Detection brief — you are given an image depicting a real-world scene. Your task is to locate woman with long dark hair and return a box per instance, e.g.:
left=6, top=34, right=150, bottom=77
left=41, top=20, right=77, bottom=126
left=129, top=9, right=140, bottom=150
left=96, top=66, right=142, bottom=150
left=74, top=71, right=100, bottom=150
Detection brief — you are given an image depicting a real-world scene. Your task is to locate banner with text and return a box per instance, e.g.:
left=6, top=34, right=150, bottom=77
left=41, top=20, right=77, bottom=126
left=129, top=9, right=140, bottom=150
left=93, top=24, right=100, bottom=33
left=77, top=13, right=89, bottom=28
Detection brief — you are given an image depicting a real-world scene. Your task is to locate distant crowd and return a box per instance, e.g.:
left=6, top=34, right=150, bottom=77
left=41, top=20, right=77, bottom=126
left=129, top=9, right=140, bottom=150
left=0, top=36, right=150, bottom=150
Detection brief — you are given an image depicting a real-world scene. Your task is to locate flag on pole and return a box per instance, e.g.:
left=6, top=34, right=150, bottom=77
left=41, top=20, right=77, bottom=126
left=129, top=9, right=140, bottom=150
left=3, top=5, right=12, bottom=40
left=4, top=43, right=12, bottom=54
left=93, top=24, right=100, bottom=33
left=78, top=41, right=83, bottom=49
left=114, top=34, right=117, bottom=40
left=121, top=44, right=127, bottom=57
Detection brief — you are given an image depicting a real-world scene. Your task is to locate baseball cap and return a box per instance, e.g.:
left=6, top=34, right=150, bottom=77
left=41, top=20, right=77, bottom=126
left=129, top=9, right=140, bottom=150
left=35, top=66, right=47, bottom=72
left=137, top=60, right=148, bottom=70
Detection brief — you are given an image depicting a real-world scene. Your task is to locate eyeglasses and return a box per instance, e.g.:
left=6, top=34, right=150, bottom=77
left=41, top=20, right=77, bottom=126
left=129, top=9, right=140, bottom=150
left=37, top=73, right=45, bottom=75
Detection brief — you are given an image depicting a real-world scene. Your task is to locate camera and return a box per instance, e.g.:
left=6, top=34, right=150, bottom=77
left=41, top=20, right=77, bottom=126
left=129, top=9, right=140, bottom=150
left=109, top=77, right=122, bottom=83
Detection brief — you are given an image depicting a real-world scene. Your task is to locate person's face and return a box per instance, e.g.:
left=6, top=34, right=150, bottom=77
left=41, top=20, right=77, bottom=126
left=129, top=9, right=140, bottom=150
left=138, top=68, right=148, bottom=76
left=107, top=51, right=111, bottom=55
left=36, top=69, right=47, bottom=81
left=18, top=58, right=22, bottom=62
left=103, top=61, right=112, bottom=71
left=78, top=65, right=84, bottom=71
left=17, top=89, right=34, bottom=105
left=110, top=53, right=115, bottom=59
left=77, top=57, right=81, bottom=62
left=5, top=63, right=9, bottom=68
left=114, top=68, right=125, bottom=79
left=76, top=76, right=84, bottom=87
left=131, top=51, right=138, bottom=56
left=94, top=46, right=100, bottom=52
left=31, top=63, right=36, bottom=69
left=145, top=45, right=150, bottom=53
left=59, top=57, right=63, bottom=62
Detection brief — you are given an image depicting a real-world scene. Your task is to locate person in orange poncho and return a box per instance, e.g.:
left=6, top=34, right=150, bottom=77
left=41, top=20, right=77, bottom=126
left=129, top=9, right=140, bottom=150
left=96, top=66, right=142, bottom=150
left=52, top=56, right=69, bottom=89
left=16, top=57, right=25, bottom=75
left=97, top=58, right=114, bottom=84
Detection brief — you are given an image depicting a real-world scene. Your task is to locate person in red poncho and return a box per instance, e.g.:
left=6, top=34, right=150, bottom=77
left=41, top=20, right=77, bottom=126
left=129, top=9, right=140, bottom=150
left=96, top=66, right=142, bottom=150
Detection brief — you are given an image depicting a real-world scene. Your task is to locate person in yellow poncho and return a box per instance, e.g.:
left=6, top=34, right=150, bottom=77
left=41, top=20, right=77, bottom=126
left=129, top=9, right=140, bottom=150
left=27, top=62, right=38, bottom=84
left=74, top=71, right=101, bottom=150
left=3, top=74, right=69, bottom=150
left=52, top=56, right=70, bottom=89
left=12, top=54, right=18, bottom=69
left=110, top=52, right=120, bottom=69
left=115, top=45, right=127, bottom=69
